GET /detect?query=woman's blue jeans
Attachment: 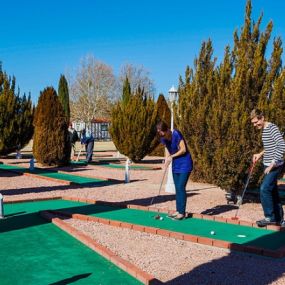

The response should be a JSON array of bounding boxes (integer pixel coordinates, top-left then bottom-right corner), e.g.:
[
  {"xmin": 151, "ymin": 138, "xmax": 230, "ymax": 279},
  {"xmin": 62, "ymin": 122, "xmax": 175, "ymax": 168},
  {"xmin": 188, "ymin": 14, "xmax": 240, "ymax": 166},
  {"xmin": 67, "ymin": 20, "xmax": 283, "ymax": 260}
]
[
  {"xmin": 260, "ymin": 165, "xmax": 283, "ymax": 222},
  {"xmin": 172, "ymin": 172, "xmax": 190, "ymax": 215}
]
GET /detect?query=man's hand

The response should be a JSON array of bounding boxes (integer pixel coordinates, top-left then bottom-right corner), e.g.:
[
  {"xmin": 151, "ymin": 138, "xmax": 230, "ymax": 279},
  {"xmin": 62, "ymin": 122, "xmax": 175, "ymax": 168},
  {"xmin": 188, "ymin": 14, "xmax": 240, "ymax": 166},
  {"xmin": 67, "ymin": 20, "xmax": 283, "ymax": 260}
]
[{"xmin": 264, "ymin": 165, "xmax": 273, "ymax": 174}]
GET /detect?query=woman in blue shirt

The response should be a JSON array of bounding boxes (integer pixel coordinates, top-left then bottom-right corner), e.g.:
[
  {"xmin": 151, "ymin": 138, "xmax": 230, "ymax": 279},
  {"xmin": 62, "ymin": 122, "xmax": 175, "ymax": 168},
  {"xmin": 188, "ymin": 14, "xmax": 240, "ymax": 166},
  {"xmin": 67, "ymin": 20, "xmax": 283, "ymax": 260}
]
[{"xmin": 156, "ymin": 121, "xmax": 193, "ymax": 220}]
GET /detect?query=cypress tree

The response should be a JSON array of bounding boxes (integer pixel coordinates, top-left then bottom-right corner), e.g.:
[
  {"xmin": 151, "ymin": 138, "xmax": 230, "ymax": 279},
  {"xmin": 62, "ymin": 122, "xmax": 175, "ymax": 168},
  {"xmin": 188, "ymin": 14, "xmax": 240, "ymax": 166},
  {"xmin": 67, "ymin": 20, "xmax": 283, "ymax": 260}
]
[
  {"xmin": 177, "ymin": 0, "xmax": 284, "ymax": 193},
  {"xmin": 149, "ymin": 93, "xmax": 171, "ymax": 156},
  {"xmin": 0, "ymin": 64, "xmax": 34, "ymax": 155},
  {"xmin": 110, "ymin": 81, "xmax": 158, "ymax": 162},
  {"xmin": 33, "ymin": 87, "xmax": 70, "ymax": 166},
  {"xmin": 177, "ymin": 40, "xmax": 217, "ymax": 182},
  {"xmin": 58, "ymin": 74, "xmax": 70, "ymax": 123}
]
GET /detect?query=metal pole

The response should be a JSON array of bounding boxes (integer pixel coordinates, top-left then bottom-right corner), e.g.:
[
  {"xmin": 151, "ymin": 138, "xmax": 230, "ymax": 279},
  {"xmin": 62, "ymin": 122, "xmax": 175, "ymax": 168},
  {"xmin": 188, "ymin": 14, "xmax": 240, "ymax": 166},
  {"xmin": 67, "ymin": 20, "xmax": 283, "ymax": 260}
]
[
  {"xmin": 0, "ymin": 193, "xmax": 4, "ymax": 219},
  {"xmin": 165, "ymin": 94, "xmax": 176, "ymax": 193},
  {"xmin": 125, "ymin": 158, "xmax": 130, "ymax": 183}
]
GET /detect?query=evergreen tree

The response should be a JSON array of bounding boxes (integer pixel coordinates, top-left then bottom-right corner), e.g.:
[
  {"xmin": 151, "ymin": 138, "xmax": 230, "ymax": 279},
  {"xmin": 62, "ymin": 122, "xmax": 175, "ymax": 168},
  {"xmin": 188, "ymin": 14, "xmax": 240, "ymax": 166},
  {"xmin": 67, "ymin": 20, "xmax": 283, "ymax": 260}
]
[
  {"xmin": 33, "ymin": 87, "xmax": 70, "ymax": 166},
  {"xmin": 58, "ymin": 74, "xmax": 70, "ymax": 123},
  {"xmin": 177, "ymin": 0, "xmax": 284, "ymax": 193},
  {"xmin": 149, "ymin": 93, "xmax": 171, "ymax": 156},
  {"xmin": 177, "ymin": 40, "xmax": 217, "ymax": 182},
  {"xmin": 122, "ymin": 76, "xmax": 131, "ymax": 106},
  {"xmin": 110, "ymin": 80, "xmax": 158, "ymax": 162},
  {"xmin": 0, "ymin": 64, "xmax": 34, "ymax": 155}
]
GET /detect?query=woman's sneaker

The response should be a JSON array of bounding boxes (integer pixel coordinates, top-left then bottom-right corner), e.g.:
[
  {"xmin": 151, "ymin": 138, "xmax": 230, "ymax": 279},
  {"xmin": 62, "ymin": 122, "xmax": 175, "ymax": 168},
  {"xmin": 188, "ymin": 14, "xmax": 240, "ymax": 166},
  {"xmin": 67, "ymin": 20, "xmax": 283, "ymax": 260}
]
[
  {"xmin": 168, "ymin": 211, "xmax": 179, "ymax": 218},
  {"xmin": 256, "ymin": 218, "xmax": 277, "ymax": 227},
  {"xmin": 279, "ymin": 220, "xmax": 285, "ymax": 228}
]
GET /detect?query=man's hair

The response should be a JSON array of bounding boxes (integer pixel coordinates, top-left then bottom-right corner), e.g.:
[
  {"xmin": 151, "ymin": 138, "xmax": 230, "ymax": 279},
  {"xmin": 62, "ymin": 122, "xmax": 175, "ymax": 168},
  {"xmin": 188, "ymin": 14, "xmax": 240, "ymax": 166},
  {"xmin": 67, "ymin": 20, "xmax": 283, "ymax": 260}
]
[
  {"xmin": 156, "ymin": 121, "xmax": 169, "ymax": 132},
  {"xmin": 250, "ymin": 109, "xmax": 264, "ymax": 120}
]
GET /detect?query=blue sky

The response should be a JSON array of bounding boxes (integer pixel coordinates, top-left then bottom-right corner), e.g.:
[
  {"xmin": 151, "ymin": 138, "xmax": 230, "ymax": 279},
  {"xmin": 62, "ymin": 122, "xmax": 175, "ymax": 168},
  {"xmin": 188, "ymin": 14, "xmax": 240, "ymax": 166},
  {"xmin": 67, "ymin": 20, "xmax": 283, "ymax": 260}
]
[{"xmin": 1, "ymin": 0, "xmax": 285, "ymax": 103}]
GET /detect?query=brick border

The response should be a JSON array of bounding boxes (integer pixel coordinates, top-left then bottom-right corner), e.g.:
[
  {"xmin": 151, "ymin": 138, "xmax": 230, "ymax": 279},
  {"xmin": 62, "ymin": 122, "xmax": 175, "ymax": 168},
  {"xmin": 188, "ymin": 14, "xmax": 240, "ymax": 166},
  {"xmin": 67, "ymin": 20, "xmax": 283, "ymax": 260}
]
[
  {"xmin": 61, "ymin": 196, "xmax": 285, "ymax": 232},
  {"xmin": 39, "ymin": 210, "xmax": 161, "ymax": 285},
  {"xmin": 50, "ymin": 208, "xmax": 285, "ymax": 259}
]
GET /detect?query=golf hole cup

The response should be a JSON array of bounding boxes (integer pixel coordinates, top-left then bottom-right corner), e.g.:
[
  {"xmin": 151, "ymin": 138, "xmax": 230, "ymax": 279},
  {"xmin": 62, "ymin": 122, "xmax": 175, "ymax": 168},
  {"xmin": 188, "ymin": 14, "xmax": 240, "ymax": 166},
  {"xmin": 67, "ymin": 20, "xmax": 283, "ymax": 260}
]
[{"xmin": 210, "ymin": 230, "xmax": 215, "ymax": 235}]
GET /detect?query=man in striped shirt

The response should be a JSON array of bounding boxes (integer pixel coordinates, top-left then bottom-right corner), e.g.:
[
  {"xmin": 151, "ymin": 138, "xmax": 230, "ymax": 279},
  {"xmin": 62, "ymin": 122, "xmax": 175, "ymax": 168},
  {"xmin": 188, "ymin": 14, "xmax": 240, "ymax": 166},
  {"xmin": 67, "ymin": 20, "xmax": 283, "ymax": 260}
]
[{"xmin": 251, "ymin": 109, "xmax": 285, "ymax": 227}]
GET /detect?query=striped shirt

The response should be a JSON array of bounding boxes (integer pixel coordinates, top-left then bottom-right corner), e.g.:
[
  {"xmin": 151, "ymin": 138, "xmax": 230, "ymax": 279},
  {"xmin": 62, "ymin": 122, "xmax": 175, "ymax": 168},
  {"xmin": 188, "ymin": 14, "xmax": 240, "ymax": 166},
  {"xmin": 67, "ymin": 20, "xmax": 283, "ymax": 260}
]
[{"xmin": 262, "ymin": 123, "xmax": 285, "ymax": 166}]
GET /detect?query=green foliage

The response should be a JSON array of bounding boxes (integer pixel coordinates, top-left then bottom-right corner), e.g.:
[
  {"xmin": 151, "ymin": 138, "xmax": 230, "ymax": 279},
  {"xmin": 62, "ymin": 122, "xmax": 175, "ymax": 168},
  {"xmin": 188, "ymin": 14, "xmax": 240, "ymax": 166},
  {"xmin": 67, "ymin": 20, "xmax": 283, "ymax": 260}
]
[
  {"xmin": 58, "ymin": 74, "xmax": 70, "ymax": 123},
  {"xmin": 0, "ymin": 64, "xmax": 34, "ymax": 155},
  {"xmin": 110, "ymin": 80, "xmax": 158, "ymax": 162},
  {"xmin": 149, "ymin": 93, "xmax": 171, "ymax": 157},
  {"xmin": 177, "ymin": 0, "xmax": 285, "ymax": 193},
  {"xmin": 33, "ymin": 87, "xmax": 70, "ymax": 166}
]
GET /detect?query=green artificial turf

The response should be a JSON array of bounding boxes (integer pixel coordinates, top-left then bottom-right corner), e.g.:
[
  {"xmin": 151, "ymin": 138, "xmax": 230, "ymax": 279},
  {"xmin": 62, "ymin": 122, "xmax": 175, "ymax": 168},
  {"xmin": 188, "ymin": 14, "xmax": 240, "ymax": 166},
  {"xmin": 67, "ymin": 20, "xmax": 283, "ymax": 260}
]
[
  {"xmin": 60, "ymin": 202, "xmax": 285, "ymax": 251},
  {"xmin": 0, "ymin": 164, "xmax": 105, "ymax": 185},
  {"xmin": 0, "ymin": 200, "xmax": 142, "ymax": 285}
]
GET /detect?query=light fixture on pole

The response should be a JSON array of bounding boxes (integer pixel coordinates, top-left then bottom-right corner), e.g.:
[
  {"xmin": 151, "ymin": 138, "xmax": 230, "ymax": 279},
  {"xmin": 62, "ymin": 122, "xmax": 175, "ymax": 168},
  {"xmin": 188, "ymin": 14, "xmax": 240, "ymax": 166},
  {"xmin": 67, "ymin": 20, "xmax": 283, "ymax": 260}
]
[{"xmin": 165, "ymin": 86, "xmax": 178, "ymax": 194}]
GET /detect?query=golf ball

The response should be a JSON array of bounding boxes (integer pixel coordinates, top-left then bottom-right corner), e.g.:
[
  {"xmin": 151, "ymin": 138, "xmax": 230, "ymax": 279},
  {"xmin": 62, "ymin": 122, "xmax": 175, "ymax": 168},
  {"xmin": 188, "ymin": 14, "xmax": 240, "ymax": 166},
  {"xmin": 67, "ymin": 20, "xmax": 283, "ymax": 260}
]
[
  {"xmin": 160, "ymin": 217, "xmax": 164, "ymax": 220},
  {"xmin": 210, "ymin": 231, "xmax": 215, "ymax": 235}
]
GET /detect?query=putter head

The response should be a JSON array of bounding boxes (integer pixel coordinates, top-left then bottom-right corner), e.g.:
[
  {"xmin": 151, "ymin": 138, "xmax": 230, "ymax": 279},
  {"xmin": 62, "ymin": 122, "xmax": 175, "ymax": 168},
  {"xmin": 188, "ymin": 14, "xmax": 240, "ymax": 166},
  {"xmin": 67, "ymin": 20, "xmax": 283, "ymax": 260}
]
[{"xmin": 154, "ymin": 214, "xmax": 161, "ymax": 220}]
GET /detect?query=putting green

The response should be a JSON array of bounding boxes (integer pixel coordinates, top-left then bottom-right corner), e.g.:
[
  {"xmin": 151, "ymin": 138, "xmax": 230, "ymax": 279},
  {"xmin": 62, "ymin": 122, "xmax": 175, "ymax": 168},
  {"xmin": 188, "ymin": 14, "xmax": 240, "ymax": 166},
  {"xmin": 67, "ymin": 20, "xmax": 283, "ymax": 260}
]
[
  {"xmin": 58, "ymin": 201, "xmax": 285, "ymax": 251},
  {"xmin": 0, "ymin": 164, "xmax": 105, "ymax": 185},
  {"xmin": 0, "ymin": 200, "xmax": 141, "ymax": 285}
]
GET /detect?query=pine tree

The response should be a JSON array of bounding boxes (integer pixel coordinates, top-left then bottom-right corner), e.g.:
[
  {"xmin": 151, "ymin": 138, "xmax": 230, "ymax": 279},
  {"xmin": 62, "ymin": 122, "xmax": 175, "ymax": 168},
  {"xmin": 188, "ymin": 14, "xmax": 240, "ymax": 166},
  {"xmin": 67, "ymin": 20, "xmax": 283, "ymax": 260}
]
[
  {"xmin": 0, "ymin": 64, "xmax": 34, "ymax": 155},
  {"xmin": 33, "ymin": 87, "xmax": 70, "ymax": 166},
  {"xmin": 110, "ymin": 81, "xmax": 158, "ymax": 162},
  {"xmin": 58, "ymin": 74, "xmax": 70, "ymax": 123}
]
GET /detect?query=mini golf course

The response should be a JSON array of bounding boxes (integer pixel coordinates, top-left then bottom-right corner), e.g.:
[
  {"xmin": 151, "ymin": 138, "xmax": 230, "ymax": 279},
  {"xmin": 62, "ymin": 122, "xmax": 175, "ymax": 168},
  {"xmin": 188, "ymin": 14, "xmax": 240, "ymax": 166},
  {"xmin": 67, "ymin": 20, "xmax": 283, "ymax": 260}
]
[
  {"xmin": 0, "ymin": 200, "xmax": 142, "ymax": 285},
  {"xmin": 0, "ymin": 163, "xmax": 106, "ymax": 185},
  {"xmin": 4, "ymin": 198, "xmax": 285, "ymax": 259}
]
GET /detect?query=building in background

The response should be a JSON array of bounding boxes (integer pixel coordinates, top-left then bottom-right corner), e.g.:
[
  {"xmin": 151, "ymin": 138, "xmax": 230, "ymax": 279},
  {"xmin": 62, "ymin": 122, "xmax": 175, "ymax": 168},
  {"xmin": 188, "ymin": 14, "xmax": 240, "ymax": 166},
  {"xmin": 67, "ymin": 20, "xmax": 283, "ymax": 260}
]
[{"xmin": 72, "ymin": 118, "xmax": 111, "ymax": 141}]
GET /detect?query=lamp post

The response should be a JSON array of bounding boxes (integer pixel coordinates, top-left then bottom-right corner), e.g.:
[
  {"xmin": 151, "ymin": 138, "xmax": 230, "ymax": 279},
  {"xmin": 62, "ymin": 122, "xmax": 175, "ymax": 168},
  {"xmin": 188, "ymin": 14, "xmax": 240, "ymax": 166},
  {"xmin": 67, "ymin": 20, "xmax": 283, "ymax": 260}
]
[{"xmin": 165, "ymin": 86, "xmax": 178, "ymax": 193}]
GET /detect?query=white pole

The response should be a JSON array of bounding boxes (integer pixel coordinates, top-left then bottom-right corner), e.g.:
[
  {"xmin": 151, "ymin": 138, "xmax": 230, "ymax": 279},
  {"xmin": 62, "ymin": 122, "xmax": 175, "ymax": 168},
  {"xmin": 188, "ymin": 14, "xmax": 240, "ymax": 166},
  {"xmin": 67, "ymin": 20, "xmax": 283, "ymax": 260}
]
[
  {"xmin": 125, "ymin": 158, "xmax": 130, "ymax": 183},
  {"xmin": 165, "ymin": 100, "xmax": 176, "ymax": 193},
  {"xmin": 0, "ymin": 193, "xmax": 4, "ymax": 219}
]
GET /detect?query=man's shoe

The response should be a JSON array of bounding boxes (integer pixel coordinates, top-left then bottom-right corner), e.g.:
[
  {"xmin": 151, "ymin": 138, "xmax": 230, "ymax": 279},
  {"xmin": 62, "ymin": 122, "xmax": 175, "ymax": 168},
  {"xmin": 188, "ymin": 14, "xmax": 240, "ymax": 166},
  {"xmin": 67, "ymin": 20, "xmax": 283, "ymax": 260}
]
[
  {"xmin": 279, "ymin": 220, "xmax": 285, "ymax": 228},
  {"xmin": 256, "ymin": 218, "xmax": 277, "ymax": 227}
]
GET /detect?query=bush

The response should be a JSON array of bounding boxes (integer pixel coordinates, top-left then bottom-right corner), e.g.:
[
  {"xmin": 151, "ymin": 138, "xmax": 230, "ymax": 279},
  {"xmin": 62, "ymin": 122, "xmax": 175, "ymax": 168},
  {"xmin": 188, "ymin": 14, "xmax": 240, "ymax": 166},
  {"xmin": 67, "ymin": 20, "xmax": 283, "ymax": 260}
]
[{"xmin": 33, "ymin": 87, "xmax": 70, "ymax": 166}]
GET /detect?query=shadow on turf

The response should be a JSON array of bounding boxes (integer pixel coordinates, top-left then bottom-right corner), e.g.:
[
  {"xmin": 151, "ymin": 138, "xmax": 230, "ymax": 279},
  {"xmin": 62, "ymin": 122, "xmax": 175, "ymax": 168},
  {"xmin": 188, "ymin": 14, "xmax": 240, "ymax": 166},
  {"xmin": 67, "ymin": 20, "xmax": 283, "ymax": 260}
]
[{"xmin": 49, "ymin": 273, "xmax": 92, "ymax": 284}]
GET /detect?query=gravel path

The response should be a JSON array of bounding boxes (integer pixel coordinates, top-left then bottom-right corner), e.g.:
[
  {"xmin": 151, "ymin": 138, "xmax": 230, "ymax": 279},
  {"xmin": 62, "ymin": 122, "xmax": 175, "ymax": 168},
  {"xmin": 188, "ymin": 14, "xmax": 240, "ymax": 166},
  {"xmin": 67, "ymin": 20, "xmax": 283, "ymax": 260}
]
[{"xmin": 1, "ymin": 151, "xmax": 285, "ymax": 284}]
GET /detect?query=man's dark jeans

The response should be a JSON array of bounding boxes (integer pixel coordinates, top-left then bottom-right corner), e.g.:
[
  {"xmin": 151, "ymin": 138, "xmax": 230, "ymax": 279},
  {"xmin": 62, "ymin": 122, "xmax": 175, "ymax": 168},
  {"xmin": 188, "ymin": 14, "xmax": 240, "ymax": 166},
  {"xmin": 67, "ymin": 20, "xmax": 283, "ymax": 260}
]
[
  {"xmin": 85, "ymin": 140, "xmax": 94, "ymax": 163},
  {"xmin": 260, "ymin": 165, "xmax": 284, "ymax": 222},
  {"xmin": 173, "ymin": 172, "xmax": 190, "ymax": 215}
]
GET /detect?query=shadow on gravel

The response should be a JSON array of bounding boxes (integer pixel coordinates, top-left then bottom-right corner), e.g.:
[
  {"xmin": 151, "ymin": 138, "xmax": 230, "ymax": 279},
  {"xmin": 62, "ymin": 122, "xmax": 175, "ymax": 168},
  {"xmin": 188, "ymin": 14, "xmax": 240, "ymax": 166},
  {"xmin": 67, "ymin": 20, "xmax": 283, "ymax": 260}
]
[
  {"xmin": 201, "ymin": 204, "xmax": 238, "ymax": 215},
  {"xmin": 164, "ymin": 243, "xmax": 285, "ymax": 285},
  {"xmin": 122, "ymin": 192, "xmax": 199, "ymax": 207},
  {"xmin": 0, "ymin": 179, "xmax": 143, "ymax": 196}
]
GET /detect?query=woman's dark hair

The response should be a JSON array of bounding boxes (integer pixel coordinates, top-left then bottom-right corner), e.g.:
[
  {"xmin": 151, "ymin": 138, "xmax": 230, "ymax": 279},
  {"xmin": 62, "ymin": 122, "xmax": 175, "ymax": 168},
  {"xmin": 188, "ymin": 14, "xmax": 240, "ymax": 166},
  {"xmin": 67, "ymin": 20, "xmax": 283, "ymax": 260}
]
[{"xmin": 156, "ymin": 121, "xmax": 169, "ymax": 132}]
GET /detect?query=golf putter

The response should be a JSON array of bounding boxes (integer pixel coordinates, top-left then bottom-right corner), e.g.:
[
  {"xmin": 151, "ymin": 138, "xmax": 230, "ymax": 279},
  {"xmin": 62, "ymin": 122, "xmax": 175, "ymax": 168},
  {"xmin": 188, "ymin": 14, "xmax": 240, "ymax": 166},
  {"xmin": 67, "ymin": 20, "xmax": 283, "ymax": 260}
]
[
  {"xmin": 150, "ymin": 165, "xmax": 168, "ymax": 207},
  {"xmin": 76, "ymin": 146, "xmax": 83, "ymax": 162},
  {"xmin": 232, "ymin": 162, "xmax": 255, "ymax": 220}
]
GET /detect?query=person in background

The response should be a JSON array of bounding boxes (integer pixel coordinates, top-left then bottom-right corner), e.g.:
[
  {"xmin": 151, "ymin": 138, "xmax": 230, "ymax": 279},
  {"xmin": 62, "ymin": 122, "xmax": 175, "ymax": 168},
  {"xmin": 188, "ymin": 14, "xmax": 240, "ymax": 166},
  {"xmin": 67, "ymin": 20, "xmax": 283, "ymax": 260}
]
[
  {"xmin": 251, "ymin": 109, "xmax": 285, "ymax": 227},
  {"xmin": 68, "ymin": 123, "xmax": 79, "ymax": 159},
  {"xmin": 81, "ymin": 127, "xmax": 95, "ymax": 163},
  {"xmin": 156, "ymin": 121, "xmax": 193, "ymax": 220}
]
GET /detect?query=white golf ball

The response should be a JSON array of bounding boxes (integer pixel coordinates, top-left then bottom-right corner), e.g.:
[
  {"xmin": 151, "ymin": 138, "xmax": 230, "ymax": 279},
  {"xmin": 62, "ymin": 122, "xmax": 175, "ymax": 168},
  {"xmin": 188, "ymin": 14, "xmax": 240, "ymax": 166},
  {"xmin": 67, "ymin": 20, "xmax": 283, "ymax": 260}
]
[
  {"xmin": 210, "ymin": 231, "xmax": 215, "ymax": 235},
  {"xmin": 160, "ymin": 217, "xmax": 164, "ymax": 220}
]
